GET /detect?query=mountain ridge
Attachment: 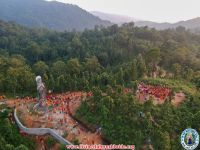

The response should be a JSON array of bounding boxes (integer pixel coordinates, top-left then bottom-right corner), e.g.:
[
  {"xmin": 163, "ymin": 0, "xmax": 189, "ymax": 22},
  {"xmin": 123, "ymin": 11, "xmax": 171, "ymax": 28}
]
[
  {"xmin": 0, "ymin": 0, "xmax": 112, "ymax": 31},
  {"xmin": 136, "ymin": 17, "xmax": 200, "ymax": 30},
  {"xmin": 91, "ymin": 11, "xmax": 200, "ymax": 30},
  {"xmin": 91, "ymin": 11, "xmax": 140, "ymax": 24}
]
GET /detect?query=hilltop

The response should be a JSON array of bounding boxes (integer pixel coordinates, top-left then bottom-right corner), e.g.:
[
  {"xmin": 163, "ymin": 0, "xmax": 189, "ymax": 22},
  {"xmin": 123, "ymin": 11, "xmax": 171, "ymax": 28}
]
[
  {"xmin": 91, "ymin": 11, "xmax": 140, "ymax": 24},
  {"xmin": 92, "ymin": 11, "xmax": 200, "ymax": 30},
  {"xmin": 135, "ymin": 17, "xmax": 200, "ymax": 30},
  {"xmin": 0, "ymin": 0, "xmax": 112, "ymax": 31}
]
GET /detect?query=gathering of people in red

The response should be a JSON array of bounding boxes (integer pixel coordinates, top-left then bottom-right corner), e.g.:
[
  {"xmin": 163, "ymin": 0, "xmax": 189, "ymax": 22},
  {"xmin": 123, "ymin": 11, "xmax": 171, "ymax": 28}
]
[
  {"xmin": 8, "ymin": 91, "xmax": 93, "ymax": 127},
  {"xmin": 137, "ymin": 82, "xmax": 172, "ymax": 102},
  {"xmin": 45, "ymin": 91, "xmax": 89, "ymax": 116},
  {"xmin": 6, "ymin": 91, "xmax": 104, "ymax": 147},
  {"xmin": 0, "ymin": 95, "xmax": 6, "ymax": 100}
]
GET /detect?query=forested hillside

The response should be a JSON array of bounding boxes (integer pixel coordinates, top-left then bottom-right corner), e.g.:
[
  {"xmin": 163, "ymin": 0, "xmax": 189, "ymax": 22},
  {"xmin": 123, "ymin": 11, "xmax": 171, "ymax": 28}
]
[
  {"xmin": 1, "ymin": 20, "xmax": 200, "ymax": 149},
  {"xmin": 0, "ymin": 21, "xmax": 200, "ymax": 95},
  {"xmin": 0, "ymin": 0, "xmax": 111, "ymax": 31},
  {"xmin": 135, "ymin": 17, "xmax": 200, "ymax": 31},
  {"xmin": 0, "ymin": 106, "xmax": 35, "ymax": 150},
  {"xmin": 91, "ymin": 11, "xmax": 200, "ymax": 31}
]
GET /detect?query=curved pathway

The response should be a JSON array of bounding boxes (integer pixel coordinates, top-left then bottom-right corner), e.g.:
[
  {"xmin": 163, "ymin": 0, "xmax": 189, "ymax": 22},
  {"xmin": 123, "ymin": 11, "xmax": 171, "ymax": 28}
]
[{"xmin": 14, "ymin": 109, "xmax": 73, "ymax": 145}]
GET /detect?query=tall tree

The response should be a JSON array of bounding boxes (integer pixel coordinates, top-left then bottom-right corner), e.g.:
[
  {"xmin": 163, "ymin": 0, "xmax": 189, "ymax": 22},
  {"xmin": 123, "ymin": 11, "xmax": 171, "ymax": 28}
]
[
  {"xmin": 52, "ymin": 61, "xmax": 66, "ymax": 77},
  {"xmin": 145, "ymin": 48, "xmax": 160, "ymax": 73},
  {"xmin": 131, "ymin": 59, "xmax": 138, "ymax": 81},
  {"xmin": 137, "ymin": 54, "xmax": 147, "ymax": 78},
  {"xmin": 66, "ymin": 58, "xmax": 81, "ymax": 75},
  {"xmin": 33, "ymin": 61, "xmax": 49, "ymax": 77},
  {"xmin": 84, "ymin": 56, "xmax": 102, "ymax": 73}
]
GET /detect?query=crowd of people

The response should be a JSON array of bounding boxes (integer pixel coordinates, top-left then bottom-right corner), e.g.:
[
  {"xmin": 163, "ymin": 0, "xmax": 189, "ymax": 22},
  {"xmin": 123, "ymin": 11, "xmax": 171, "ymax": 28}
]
[
  {"xmin": 43, "ymin": 92, "xmax": 88, "ymax": 125},
  {"xmin": 0, "ymin": 95, "xmax": 6, "ymax": 101},
  {"xmin": 123, "ymin": 88, "xmax": 132, "ymax": 94},
  {"xmin": 10, "ymin": 92, "xmax": 89, "ymax": 128},
  {"xmin": 13, "ymin": 92, "xmax": 91, "ymax": 111},
  {"xmin": 12, "ymin": 91, "xmax": 103, "ymax": 144},
  {"xmin": 137, "ymin": 82, "xmax": 172, "ymax": 102},
  {"xmin": 36, "ymin": 91, "xmax": 102, "ymax": 144},
  {"xmin": 45, "ymin": 91, "xmax": 90, "ymax": 113}
]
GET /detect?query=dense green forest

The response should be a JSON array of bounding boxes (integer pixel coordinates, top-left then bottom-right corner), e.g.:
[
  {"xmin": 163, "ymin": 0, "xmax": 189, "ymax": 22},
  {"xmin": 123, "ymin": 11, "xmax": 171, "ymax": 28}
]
[
  {"xmin": 0, "ymin": 20, "xmax": 200, "ymax": 95},
  {"xmin": 0, "ymin": 105, "xmax": 36, "ymax": 150},
  {"xmin": 0, "ymin": 20, "xmax": 200, "ymax": 149},
  {"xmin": 76, "ymin": 79, "xmax": 200, "ymax": 149}
]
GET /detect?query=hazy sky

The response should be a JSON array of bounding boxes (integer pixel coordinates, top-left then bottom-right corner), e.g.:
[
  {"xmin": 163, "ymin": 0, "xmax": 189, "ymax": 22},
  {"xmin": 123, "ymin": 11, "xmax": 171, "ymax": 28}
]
[{"xmin": 48, "ymin": 0, "xmax": 200, "ymax": 23}]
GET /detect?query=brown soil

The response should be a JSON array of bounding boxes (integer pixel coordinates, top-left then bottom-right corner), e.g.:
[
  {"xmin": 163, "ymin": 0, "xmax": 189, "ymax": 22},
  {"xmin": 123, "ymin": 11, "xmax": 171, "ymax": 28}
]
[{"xmin": 6, "ymin": 92, "xmax": 104, "ymax": 149}]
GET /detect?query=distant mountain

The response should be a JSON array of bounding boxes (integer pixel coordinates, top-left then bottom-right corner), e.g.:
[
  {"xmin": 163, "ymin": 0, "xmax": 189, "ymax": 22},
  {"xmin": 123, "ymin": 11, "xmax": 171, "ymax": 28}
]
[
  {"xmin": 0, "ymin": 0, "xmax": 112, "ymax": 31},
  {"xmin": 135, "ymin": 17, "xmax": 200, "ymax": 30},
  {"xmin": 91, "ymin": 11, "xmax": 200, "ymax": 30},
  {"xmin": 135, "ymin": 21, "xmax": 171, "ymax": 30},
  {"xmin": 91, "ymin": 11, "xmax": 140, "ymax": 24}
]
